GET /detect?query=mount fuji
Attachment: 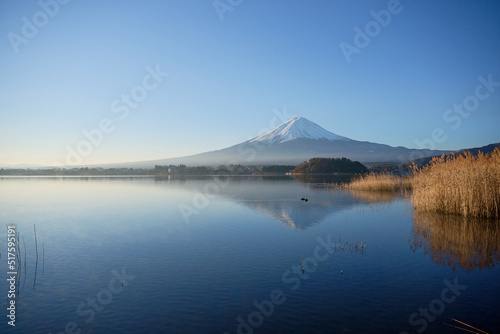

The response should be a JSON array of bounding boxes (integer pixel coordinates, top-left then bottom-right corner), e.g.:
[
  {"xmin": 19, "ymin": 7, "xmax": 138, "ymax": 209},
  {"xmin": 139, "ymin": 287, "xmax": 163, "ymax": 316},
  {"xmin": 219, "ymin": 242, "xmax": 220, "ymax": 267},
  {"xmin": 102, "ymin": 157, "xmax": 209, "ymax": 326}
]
[
  {"xmin": 120, "ymin": 117, "xmax": 449, "ymax": 167},
  {"xmin": 250, "ymin": 117, "xmax": 350, "ymax": 144}
]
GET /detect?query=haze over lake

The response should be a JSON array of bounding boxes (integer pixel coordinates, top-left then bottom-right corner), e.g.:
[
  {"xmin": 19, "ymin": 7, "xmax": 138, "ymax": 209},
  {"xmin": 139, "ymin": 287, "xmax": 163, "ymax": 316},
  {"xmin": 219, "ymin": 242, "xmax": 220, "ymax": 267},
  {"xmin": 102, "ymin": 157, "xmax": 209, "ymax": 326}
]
[{"xmin": 1, "ymin": 176, "xmax": 499, "ymax": 333}]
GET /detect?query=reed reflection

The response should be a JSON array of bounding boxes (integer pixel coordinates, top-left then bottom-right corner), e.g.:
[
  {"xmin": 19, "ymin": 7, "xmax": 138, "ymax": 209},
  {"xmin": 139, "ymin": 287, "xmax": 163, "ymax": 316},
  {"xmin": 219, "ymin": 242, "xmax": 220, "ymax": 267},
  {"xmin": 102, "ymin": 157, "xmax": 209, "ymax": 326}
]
[
  {"xmin": 348, "ymin": 190, "xmax": 403, "ymax": 205},
  {"xmin": 411, "ymin": 211, "xmax": 500, "ymax": 272}
]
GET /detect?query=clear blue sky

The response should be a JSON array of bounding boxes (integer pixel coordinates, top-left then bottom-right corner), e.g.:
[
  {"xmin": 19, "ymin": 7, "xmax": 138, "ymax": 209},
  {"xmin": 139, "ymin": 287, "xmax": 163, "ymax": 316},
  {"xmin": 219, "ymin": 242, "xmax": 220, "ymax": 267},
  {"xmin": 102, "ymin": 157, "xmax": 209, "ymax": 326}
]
[{"xmin": 1, "ymin": 0, "xmax": 499, "ymax": 166}]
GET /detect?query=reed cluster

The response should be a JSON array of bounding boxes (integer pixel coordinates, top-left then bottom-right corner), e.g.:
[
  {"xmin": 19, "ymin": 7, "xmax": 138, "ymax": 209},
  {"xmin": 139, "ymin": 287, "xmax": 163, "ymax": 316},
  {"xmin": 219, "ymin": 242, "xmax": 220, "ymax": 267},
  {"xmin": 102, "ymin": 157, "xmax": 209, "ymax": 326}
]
[
  {"xmin": 344, "ymin": 148, "xmax": 500, "ymax": 218},
  {"xmin": 346, "ymin": 172, "xmax": 412, "ymax": 192},
  {"xmin": 412, "ymin": 148, "xmax": 500, "ymax": 219}
]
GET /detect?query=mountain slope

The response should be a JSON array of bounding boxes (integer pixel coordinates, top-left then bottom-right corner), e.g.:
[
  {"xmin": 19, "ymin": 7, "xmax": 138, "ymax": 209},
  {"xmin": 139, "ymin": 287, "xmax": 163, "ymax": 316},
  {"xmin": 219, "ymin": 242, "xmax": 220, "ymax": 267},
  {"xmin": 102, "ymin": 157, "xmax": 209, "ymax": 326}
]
[{"xmin": 115, "ymin": 117, "xmax": 450, "ymax": 168}]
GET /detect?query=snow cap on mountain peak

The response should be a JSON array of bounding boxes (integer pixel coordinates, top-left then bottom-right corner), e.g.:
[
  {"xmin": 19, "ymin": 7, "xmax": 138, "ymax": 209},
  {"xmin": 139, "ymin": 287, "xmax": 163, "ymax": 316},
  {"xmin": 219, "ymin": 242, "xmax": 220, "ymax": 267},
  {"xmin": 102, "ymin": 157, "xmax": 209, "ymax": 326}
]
[{"xmin": 250, "ymin": 117, "xmax": 349, "ymax": 144}]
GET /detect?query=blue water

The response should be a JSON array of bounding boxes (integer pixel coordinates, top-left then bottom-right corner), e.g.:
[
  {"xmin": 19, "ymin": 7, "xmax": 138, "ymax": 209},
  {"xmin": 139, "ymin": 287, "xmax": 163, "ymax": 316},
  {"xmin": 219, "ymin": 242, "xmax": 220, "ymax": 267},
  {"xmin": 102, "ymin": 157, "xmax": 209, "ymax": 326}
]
[{"xmin": 0, "ymin": 176, "xmax": 499, "ymax": 333}]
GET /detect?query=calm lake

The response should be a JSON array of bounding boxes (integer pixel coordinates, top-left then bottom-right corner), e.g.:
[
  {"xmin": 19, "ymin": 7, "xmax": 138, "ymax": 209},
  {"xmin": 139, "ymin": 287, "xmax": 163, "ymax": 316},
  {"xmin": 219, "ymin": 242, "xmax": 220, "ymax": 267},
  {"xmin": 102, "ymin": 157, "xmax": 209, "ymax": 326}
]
[{"xmin": 1, "ymin": 176, "xmax": 499, "ymax": 334}]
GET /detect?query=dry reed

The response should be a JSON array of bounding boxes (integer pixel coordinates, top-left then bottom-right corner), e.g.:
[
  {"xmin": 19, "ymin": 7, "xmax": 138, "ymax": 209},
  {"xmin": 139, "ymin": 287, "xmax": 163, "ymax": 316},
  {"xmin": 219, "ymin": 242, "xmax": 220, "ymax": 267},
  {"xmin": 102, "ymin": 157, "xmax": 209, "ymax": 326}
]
[
  {"xmin": 443, "ymin": 318, "xmax": 489, "ymax": 334},
  {"xmin": 412, "ymin": 148, "xmax": 500, "ymax": 219},
  {"xmin": 346, "ymin": 172, "xmax": 412, "ymax": 192},
  {"xmin": 345, "ymin": 148, "xmax": 500, "ymax": 218}
]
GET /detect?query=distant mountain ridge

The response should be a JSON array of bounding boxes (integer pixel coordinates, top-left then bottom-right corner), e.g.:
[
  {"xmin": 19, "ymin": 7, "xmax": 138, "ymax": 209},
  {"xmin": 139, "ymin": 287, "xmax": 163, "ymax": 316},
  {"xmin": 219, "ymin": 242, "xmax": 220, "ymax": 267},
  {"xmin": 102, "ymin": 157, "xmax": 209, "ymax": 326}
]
[
  {"xmin": 457, "ymin": 143, "xmax": 500, "ymax": 156},
  {"xmin": 406, "ymin": 142, "xmax": 500, "ymax": 166}
]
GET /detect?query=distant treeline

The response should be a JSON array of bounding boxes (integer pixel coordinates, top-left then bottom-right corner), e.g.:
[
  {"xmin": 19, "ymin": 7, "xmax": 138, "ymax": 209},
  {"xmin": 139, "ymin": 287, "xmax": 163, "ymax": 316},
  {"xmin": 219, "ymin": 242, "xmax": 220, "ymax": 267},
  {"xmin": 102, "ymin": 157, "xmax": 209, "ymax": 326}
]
[
  {"xmin": 0, "ymin": 167, "xmax": 150, "ymax": 176},
  {"xmin": 292, "ymin": 157, "xmax": 367, "ymax": 174},
  {"xmin": 0, "ymin": 165, "xmax": 258, "ymax": 176},
  {"xmin": 153, "ymin": 164, "xmax": 256, "ymax": 175},
  {"xmin": 1, "ymin": 159, "xmax": 367, "ymax": 176},
  {"xmin": 259, "ymin": 165, "xmax": 295, "ymax": 174}
]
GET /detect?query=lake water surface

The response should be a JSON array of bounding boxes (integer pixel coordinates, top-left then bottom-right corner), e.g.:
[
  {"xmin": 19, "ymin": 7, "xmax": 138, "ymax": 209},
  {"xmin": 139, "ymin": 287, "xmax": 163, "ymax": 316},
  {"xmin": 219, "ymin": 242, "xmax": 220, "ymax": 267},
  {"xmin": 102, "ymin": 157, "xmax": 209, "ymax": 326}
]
[{"xmin": 1, "ymin": 176, "xmax": 499, "ymax": 333}]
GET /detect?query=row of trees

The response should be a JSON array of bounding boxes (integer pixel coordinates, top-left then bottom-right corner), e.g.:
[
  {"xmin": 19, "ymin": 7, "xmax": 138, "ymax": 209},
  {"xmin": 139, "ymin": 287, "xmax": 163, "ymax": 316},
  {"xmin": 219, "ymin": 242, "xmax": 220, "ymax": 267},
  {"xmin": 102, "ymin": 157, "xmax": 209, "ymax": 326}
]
[
  {"xmin": 152, "ymin": 164, "xmax": 256, "ymax": 175},
  {"xmin": 0, "ymin": 167, "xmax": 149, "ymax": 176},
  {"xmin": 260, "ymin": 165, "xmax": 295, "ymax": 174},
  {"xmin": 0, "ymin": 159, "xmax": 367, "ymax": 176}
]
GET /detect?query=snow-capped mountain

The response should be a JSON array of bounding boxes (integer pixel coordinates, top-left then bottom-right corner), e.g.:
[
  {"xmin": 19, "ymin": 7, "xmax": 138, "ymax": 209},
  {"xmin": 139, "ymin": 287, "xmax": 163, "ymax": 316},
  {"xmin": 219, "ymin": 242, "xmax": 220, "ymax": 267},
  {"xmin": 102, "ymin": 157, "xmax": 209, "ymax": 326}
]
[
  {"xmin": 104, "ymin": 117, "xmax": 451, "ymax": 167},
  {"xmin": 250, "ymin": 117, "xmax": 350, "ymax": 144}
]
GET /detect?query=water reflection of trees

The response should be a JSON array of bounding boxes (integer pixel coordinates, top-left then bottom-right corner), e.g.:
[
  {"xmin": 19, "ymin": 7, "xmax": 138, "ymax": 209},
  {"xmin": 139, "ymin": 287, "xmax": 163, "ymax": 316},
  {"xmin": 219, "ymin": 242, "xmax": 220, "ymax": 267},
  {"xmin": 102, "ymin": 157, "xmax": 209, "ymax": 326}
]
[
  {"xmin": 291, "ymin": 174, "xmax": 353, "ymax": 185},
  {"xmin": 411, "ymin": 212, "xmax": 500, "ymax": 271}
]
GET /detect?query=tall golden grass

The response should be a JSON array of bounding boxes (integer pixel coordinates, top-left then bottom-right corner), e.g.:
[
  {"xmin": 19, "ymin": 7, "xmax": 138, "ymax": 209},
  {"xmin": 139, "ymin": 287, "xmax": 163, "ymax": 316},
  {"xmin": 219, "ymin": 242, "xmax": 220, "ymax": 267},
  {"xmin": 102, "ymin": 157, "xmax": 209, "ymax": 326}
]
[
  {"xmin": 346, "ymin": 172, "xmax": 412, "ymax": 192},
  {"xmin": 412, "ymin": 148, "xmax": 500, "ymax": 219},
  {"xmin": 344, "ymin": 148, "xmax": 500, "ymax": 219}
]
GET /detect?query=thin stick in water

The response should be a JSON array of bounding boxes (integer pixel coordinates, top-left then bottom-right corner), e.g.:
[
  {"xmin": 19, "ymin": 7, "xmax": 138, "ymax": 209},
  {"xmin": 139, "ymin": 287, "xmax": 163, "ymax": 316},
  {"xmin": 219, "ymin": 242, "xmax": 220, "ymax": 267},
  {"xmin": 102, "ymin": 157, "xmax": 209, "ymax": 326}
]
[
  {"xmin": 34, "ymin": 224, "xmax": 38, "ymax": 261},
  {"xmin": 449, "ymin": 318, "xmax": 489, "ymax": 334}
]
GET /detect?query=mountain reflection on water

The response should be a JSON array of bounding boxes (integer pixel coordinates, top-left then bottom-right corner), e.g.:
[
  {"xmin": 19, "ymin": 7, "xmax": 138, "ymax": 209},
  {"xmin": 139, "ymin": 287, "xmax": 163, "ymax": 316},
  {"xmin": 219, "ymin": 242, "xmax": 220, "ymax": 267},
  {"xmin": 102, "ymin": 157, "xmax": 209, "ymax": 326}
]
[
  {"xmin": 209, "ymin": 177, "xmax": 351, "ymax": 229},
  {"xmin": 231, "ymin": 189, "xmax": 360, "ymax": 230},
  {"xmin": 192, "ymin": 176, "xmax": 402, "ymax": 230},
  {"xmin": 411, "ymin": 211, "xmax": 500, "ymax": 272},
  {"xmin": 3, "ymin": 176, "xmax": 500, "ymax": 333},
  {"xmin": 154, "ymin": 175, "xmax": 500, "ymax": 273}
]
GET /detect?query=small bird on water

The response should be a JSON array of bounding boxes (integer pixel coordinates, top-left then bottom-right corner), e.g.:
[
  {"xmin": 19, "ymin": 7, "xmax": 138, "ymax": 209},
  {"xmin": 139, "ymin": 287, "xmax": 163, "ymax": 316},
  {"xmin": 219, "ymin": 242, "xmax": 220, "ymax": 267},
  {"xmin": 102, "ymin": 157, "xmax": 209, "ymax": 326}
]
[{"xmin": 301, "ymin": 198, "xmax": 308, "ymax": 202}]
